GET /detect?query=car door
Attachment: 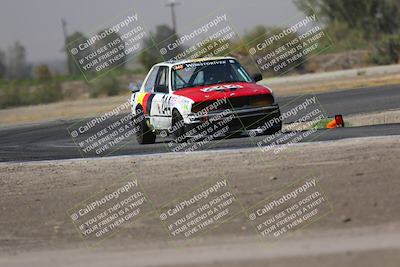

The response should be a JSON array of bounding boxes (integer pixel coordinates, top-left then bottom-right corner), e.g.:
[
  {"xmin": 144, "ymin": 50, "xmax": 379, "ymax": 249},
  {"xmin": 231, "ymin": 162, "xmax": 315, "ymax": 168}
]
[{"xmin": 150, "ymin": 66, "xmax": 172, "ymax": 130}]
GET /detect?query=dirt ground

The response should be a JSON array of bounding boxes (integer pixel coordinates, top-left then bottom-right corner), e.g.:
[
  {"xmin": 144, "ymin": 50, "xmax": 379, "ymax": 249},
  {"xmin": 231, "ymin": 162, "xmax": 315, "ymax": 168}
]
[
  {"xmin": 0, "ymin": 135, "xmax": 399, "ymax": 266},
  {"xmin": 346, "ymin": 109, "xmax": 400, "ymax": 126},
  {"xmin": 271, "ymin": 73, "xmax": 400, "ymax": 96}
]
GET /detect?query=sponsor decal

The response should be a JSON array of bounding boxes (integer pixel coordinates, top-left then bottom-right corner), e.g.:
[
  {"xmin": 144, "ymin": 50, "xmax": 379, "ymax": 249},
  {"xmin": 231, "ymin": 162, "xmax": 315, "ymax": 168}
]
[
  {"xmin": 173, "ymin": 60, "xmax": 228, "ymax": 71},
  {"xmin": 200, "ymin": 84, "xmax": 243, "ymax": 92},
  {"xmin": 173, "ymin": 64, "xmax": 184, "ymax": 70},
  {"xmin": 145, "ymin": 94, "xmax": 156, "ymax": 115},
  {"xmin": 137, "ymin": 92, "xmax": 155, "ymax": 115}
]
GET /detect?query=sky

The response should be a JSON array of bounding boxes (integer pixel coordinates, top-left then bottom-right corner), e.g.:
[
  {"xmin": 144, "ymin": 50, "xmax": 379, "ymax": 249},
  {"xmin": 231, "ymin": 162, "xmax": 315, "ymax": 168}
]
[{"xmin": 0, "ymin": 0, "xmax": 302, "ymax": 63}]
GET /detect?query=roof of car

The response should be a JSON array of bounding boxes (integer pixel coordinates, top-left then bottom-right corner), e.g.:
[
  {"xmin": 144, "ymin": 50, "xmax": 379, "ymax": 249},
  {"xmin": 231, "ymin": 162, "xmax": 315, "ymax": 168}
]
[{"xmin": 154, "ymin": 56, "xmax": 237, "ymax": 67}]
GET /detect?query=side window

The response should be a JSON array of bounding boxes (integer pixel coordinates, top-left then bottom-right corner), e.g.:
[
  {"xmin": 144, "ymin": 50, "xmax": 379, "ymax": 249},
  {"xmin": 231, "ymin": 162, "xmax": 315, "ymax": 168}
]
[
  {"xmin": 144, "ymin": 66, "xmax": 159, "ymax": 92},
  {"xmin": 154, "ymin": 66, "xmax": 169, "ymax": 93}
]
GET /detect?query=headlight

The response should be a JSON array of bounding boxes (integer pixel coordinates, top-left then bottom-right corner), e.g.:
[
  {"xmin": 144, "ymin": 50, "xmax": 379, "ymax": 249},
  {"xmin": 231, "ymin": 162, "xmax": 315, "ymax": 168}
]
[
  {"xmin": 249, "ymin": 95, "xmax": 274, "ymax": 107},
  {"xmin": 191, "ymin": 101, "xmax": 225, "ymax": 113}
]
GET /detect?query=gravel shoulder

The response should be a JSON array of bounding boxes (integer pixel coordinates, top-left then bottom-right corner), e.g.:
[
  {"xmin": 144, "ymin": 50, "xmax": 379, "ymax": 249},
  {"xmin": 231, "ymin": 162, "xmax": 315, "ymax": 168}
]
[{"xmin": 0, "ymin": 135, "xmax": 399, "ymax": 266}]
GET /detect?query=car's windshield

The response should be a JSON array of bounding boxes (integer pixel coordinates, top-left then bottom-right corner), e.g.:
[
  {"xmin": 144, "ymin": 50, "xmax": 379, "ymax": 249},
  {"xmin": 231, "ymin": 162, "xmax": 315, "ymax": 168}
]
[{"xmin": 172, "ymin": 59, "xmax": 253, "ymax": 91}]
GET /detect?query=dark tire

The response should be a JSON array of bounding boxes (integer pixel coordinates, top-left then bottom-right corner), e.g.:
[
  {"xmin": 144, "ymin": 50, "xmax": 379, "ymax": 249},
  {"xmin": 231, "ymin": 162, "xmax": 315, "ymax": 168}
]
[
  {"xmin": 135, "ymin": 108, "xmax": 156, "ymax": 144},
  {"xmin": 228, "ymin": 129, "xmax": 244, "ymax": 138},
  {"xmin": 171, "ymin": 110, "xmax": 186, "ymax": 142},
  {"xmin": 261, "ymin": 120, "xmax": 282, "ymax": 135},
  {"xmin": 260, "ymin": 108, "xmax": 282, "ymax": 135}
]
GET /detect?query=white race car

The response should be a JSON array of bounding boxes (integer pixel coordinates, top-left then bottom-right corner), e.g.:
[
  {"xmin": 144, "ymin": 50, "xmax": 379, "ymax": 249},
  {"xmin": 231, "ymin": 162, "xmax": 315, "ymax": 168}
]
[{"xmin": 130, "ymin": 57, "xmax": 281, "ymax": 144}]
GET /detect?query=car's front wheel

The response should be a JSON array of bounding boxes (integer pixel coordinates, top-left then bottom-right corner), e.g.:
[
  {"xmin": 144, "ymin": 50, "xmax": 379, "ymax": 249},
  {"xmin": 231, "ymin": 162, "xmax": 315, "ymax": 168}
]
[
  {"xmin": 260, "ymin": 108, "xmax": 282, "ymax": 135},
  {"xmin": 171, "ymin": 110, "xmax": 187, "ymax": 142},
  {"xmin": 261, "ymin": 121, "xmax": 282, "ymax": 135}
]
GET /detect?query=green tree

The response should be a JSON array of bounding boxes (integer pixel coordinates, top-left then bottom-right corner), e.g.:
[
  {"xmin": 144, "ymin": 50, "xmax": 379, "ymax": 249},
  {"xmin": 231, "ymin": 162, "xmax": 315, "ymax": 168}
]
[
  {"xmin": 33, "ymin": 82, "xmax": 63, "ymax": 104},
  {"xmin": 0, "ymin": 49, "xmax": 6, "ymax": 79},
  {"xmin": 94, "ymin": 29, "xmax": 126, "ymax": 70},
  {"xmin": 7, "ymin": 41, "xmax": 29, "ymax": 80},
  {"xmin": 295, "ymin": 0, "xmax": 400, "ymax": 39},
  {"xmin": 370, "ymin": 35, "xmax": 400, "ymax": 65},
  {"xmin": 195, "ymin": 38, "xmax": 232, "ymax": 58},
  {"xmin": 34, "ymin": 64, "xmax": 52, "ymax": 81},
  {"xmin": 242, "ymin": 25, "xmax": 307, "ymax": 74},
  {"xmin": 91, "ymin": 74, "xmax": 120, "ymax": 98},
  {"xmin": 65, "ymin": 32, "xmax": 91, "ymax": 75},
  {"xmin": 323, "ymin": 20, "xmax": 367, "ymax": 51},
  {"xmin": 0, "ymin": 81, "xmax": 26, "ymax": 108},
  {"xmin": 243, "ymin": 26, "xmax": 269, "ymax": 45},
  {"xmin": 32, "ymin": 64, "xmax": 63, "ymax": 104},
  {"xmin": 139, "ymin": 25, "xmax": 183, "ymax": 70}
]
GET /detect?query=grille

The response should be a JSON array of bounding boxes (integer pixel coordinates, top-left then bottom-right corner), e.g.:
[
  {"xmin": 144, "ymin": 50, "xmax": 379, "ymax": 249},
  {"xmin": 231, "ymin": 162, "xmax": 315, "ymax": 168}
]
[{"xmin": 191, "ymin": 94, "xmax": 274, "ymax": 113}]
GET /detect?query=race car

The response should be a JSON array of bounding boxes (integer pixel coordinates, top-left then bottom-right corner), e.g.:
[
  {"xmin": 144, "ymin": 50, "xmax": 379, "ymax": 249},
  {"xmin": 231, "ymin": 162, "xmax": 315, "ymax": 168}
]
[{"xmin": 130, "ymin": 56, "xmax": 282, "ymax": 144}]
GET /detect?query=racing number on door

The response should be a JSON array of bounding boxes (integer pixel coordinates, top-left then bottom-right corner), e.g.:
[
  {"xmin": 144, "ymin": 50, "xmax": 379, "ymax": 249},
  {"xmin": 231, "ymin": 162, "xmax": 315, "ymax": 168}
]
[{"xmin": 160, "ymin": 95, "xmax": 172, "ymax": 115}]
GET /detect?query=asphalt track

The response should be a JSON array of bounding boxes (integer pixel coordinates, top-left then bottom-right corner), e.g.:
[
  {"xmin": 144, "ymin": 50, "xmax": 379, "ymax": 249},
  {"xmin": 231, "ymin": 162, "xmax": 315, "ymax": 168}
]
[{"xmin": 1, "ymin": 84, "xmax": 399, "ymax": 162}]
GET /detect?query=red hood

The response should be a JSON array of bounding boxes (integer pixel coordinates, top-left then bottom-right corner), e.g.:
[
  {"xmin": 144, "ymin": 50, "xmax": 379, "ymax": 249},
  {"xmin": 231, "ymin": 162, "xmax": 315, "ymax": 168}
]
[{"xmin": 173, "ymin": 82, "xmax": 272, "ymax": 103}]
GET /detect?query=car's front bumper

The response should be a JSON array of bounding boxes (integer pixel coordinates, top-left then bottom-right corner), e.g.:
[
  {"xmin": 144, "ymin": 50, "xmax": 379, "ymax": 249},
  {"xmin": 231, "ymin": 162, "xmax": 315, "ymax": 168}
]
[{"xmin": 185, "ymin": 104, "xmax": 281, "ymax": 134}]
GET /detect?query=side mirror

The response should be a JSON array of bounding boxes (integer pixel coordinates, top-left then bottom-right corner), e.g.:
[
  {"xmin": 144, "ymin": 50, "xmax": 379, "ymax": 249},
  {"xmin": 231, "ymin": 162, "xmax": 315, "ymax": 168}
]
[
  {"xmin": 129, "ymin": 82, "xmax": 142, "ymax": 93},
  {"xmin": 252, "ymin": 73, "xmax": 263, "ymax": 83}
]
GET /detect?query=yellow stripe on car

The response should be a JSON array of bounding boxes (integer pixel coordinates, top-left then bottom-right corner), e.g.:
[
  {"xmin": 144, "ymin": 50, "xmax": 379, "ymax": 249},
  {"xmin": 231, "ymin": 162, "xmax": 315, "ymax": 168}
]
[{"xmin": 137, "ymin": 92, "xmax": 147, "ymax": 105}]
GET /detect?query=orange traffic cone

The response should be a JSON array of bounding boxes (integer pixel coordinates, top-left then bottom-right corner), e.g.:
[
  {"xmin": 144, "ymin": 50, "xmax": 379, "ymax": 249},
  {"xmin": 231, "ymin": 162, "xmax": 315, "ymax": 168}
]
[
  {"xmin": 326, "ymin": 119, "xmax": 337, "ymax": 129},
  {"xmin": 326, "ymin": 115, "xmax": 344, "ymax": 128}
]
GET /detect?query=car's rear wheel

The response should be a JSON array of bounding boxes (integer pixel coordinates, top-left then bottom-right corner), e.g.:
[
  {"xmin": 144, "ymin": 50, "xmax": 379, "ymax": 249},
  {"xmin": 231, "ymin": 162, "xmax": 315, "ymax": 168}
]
[{"xmin": 135, "ymin": 108, "xmax": 156, "ymax": 144}]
